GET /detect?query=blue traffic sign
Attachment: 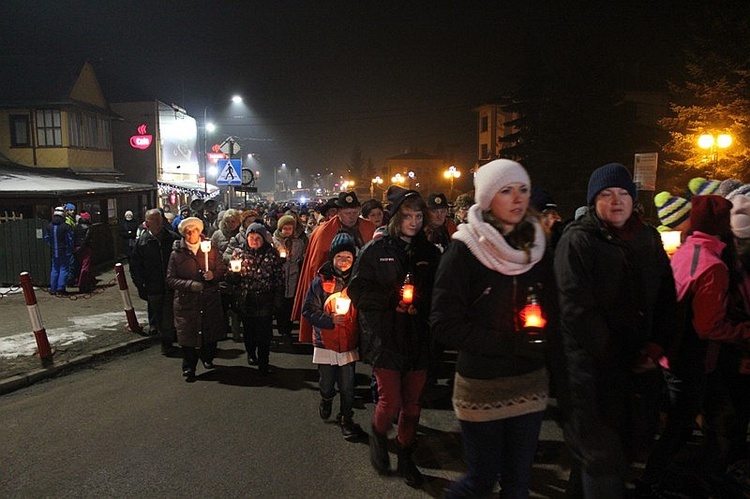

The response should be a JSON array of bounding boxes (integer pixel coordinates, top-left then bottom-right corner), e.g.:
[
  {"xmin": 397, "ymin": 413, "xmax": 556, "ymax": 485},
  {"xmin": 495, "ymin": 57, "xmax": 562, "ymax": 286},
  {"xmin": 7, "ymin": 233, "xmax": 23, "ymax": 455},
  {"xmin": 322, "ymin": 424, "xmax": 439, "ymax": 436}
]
[{"xmin": 216, "ymin": 159, "xmax": 242, "ymax": 186}]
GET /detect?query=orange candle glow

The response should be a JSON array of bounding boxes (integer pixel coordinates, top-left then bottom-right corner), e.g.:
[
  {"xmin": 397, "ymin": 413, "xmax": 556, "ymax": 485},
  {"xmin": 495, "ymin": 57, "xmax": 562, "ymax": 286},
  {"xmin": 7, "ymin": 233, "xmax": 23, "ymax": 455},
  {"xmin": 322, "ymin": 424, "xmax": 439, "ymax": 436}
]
[
  {"xmin": 521, "ymin": 303, "xmax": 546, "ymax": 328},
  {"xmin": 402, "ymin": 284, "xmax": 414, "ymax": 304}
]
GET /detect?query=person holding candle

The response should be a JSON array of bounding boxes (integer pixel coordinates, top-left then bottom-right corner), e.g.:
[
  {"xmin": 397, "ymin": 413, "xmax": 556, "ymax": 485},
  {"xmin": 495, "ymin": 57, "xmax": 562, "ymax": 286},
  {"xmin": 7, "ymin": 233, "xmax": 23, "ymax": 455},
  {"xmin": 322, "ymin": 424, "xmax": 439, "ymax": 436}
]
[
  {"xmin": 348, "ymin": 186, "xmax": 441, "ymax": 488},
  {"xmin": 227, "ymin": 223, "xmax": 284, "ymax": 375},
  {"xmin": 166, "ymin": 217, "xmax": 227, "ymax": 382},
  {"xmin": 554, "ymin": 163, "xmax": 676, "ymax": 497},
  {"xmin": 430, "ymin": 159, "xmax": 556, "ymax": 498},
  {"xmin": 274, "ymin": 214, "xmax": 307, "ymax": 344},
  {"xmin": 301, "ymin": 232, "xmax": 363, "ymax": 440}
]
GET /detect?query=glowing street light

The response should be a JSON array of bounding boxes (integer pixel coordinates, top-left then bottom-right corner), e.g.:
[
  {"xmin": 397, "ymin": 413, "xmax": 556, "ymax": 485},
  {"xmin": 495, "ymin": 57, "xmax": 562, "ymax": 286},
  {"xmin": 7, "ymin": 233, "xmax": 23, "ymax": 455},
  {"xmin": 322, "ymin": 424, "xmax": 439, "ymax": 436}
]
[
  {"xmin": 698, "ymin": 133, "xmax": 732, "ymax": 170},
  {"xmin": 203, "ymin": 95, "xmax": 243, "ymax": 193},
  {"xmin": 443, "ymin": 165, "xmax": 461, "ymax": 200},
  {"xmin": 370, "ymin": 175, "xmax": 383, "ymax": 200},
  {"xmin": 391, "ymin": 173, "xmax": 405, "ymax": 185}
]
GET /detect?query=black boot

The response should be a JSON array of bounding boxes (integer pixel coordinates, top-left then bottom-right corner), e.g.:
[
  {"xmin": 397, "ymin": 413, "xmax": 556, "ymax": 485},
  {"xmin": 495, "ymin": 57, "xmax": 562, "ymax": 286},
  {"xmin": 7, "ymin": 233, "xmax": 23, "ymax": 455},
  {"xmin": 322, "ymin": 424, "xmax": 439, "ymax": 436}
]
[
  {"xmin": 369, "ymin": 426, "xmax": 390, "ymax": 474},
  {"xmin": 397, "ymin": 444, "xmax": 424, "ymax": 488},
  {"xmin": 338, "ymin": 414, "xmax": 364, "ymax": 441}
]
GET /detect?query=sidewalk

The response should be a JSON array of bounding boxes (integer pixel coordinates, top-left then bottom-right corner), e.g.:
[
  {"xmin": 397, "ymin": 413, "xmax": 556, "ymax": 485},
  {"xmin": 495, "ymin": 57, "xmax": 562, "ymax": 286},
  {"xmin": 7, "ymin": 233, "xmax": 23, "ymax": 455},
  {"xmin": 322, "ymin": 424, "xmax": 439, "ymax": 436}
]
[{"xmin": 0, "ymin": 261, "xmax": 155, "ymax": 395}]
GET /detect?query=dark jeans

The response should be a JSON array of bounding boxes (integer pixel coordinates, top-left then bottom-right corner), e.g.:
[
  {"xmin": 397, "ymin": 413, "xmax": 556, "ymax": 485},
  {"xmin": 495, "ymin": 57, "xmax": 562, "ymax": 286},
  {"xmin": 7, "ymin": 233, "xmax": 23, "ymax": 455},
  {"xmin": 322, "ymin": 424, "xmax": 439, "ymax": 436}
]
[
  {"xmin": 446, "ymin": 410, "xmax": 545, "ymax": 499},
  {"xmin": 146, "ymin": 291, "xmax": 175, "ymax": 345},
  {"xmin": 640, "ymin": 366, "xmax": 704, "ymax": 484},
  {"xmin": 276, "ymin": 296, "xmax": 295, "ymax": 337},
  {"xmin": 318, "ymin": 362, "xmax": 356, "ymax": 418},
  {"xmin": 372, "ymin": 368, "xmax": 427, "ymax": 447},
  {"xmin": 242, "ymin": 314, "xmax": 273, "ymax": 368}
]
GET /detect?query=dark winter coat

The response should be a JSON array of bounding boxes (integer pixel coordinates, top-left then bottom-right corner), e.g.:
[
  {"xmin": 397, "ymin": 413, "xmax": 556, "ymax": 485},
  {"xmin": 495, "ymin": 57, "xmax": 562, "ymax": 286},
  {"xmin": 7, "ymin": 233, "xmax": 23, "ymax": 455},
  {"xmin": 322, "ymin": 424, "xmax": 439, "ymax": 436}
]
[
  {"xmin": 272, "ymin": 231, "xmax": 306, "ymax": 299},
  {"xmin": 431, "ymin": 240, "xmax": 555, "ymax": 380},
  {"xmin": 166, "ymin": 240, "xmax": 227, "ymax": 348},
  {"xmin": 73, "ymin": 219, "xmax": 92, "ymax": 250},
  {"xmin": 44, "ymin": 214, "xmax": 73, "ymax": 259},
  {"xmin": 301, "ymin": 260, "xmax": 359, "ymax": 352},
  {"xmin": 553, "ymin": 210, "xmax": 676, "ymax": 474},
  {"xmin": 348, "ymin": 232, "xmax": 440, "ymax": 371},
  {"xmin": 227, "ymin": 241, "xmax": 284, "ymax": 318},
  {"xmin": 119, "ymin": 218, "xmax": 139, "ymax": 242},
  {"xmin": 129, "ymin": 227, "xmax": 180, "ymax": 296}
]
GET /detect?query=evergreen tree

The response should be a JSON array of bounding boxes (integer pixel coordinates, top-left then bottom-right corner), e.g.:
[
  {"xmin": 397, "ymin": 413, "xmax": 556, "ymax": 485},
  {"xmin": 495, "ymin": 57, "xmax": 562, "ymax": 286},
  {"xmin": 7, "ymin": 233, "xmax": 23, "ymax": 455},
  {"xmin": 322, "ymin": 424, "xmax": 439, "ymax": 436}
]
[{"xmin": 659, "ymin": 8, "xmax": 750, "ymax": 184}]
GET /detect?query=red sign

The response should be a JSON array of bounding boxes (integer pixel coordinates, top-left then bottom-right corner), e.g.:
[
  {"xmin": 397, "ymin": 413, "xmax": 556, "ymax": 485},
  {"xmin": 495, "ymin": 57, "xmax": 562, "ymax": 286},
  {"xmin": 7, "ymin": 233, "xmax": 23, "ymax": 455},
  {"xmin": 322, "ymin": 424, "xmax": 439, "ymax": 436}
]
[{"xmin": 130, "ymin": 124, "xmax": 153, "ymax": 150}]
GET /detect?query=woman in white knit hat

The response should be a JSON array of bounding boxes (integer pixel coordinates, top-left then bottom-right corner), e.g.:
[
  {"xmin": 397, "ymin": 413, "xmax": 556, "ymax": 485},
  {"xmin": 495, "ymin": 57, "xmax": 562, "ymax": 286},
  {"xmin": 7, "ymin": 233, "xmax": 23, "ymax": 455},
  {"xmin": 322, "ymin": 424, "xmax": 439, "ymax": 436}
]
[{"xmin": 431, "ymin": 159, "xmax": 556, "ymax": 497}]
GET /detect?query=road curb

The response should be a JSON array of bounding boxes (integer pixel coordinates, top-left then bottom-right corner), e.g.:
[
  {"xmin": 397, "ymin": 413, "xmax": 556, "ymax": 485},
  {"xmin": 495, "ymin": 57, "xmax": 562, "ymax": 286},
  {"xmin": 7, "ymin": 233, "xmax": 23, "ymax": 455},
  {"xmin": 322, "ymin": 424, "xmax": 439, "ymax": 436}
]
[{"xmin": 0, "ymin": 335, "xmax": 158, "ymax": 396}]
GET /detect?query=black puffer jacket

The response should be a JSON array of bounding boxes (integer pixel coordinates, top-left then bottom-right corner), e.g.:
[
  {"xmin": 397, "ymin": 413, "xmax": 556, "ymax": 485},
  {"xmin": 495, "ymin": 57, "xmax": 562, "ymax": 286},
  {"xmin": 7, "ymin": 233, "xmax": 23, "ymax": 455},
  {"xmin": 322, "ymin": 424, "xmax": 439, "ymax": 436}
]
[{"xmin": 348, "ymin": 232, "xmax": 440, "ymax": 371}]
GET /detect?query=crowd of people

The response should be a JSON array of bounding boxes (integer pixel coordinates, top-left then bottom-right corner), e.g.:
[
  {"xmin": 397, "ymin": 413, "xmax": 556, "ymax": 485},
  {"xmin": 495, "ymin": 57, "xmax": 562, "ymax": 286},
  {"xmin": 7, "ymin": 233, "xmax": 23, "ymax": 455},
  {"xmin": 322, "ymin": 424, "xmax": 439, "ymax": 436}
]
[{"xmin": 49, "ymin": 159, "xmax": 750, "ymax": 497}]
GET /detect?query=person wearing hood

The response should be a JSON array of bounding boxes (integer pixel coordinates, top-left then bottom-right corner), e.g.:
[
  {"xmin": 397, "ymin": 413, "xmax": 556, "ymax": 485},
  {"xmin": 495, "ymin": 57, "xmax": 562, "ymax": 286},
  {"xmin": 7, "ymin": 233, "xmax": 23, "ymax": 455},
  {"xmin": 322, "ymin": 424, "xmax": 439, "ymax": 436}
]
[
  {"xmin": 431, "ymin": 159, "xmax": 556, "ymax": 498},
  {"xmin": 554, "ymin": 163, "xmax": 677, "ymax": 497},
  {"xmin": 302, "ymin": 232, "xmax": 364, "ymax": 440},
  {"xmin": 44, "ymin": 206, "xmax": 74, "ymax": 295},
  {"xmin": 73, "ymin": 212, "xmax": 95, "ymax": 293},
  {"xmin": 227, "ymin": 223, "xmax": 284, "ymax": 375},
  {"xmin": 273, "ymin": 214, "xmax": 307, "ymax": 343},
  {"xmin": 348, "ymin": 186, "xmax": 440, "ymax": 488},
  {"xmin": 166, "ymin": 217, "xmax": 227, "ymax": 382}
]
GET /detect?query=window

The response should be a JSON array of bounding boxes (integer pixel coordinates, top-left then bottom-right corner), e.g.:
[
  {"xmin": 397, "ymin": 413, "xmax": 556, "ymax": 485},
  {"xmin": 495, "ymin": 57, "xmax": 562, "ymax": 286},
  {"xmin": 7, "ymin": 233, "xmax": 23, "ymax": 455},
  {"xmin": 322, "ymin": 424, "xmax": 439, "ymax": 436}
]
[
  {"xmin": 68, "ymin": 111, "xmax": 84, "ymax": 147},
  {"xmin": 35, "ymin": 109, "xmax": 62, "ymax": 146},
  {"xmin": 481, "ymin": 143, "xmax": 489, "ymax": 159},
  {"xmin": 10, "ymin": 114, "xmax": 30, "ymax": 146},
  {"xmin": 480, "ymin": 115, "xmax": 488, "ymax": 133}
]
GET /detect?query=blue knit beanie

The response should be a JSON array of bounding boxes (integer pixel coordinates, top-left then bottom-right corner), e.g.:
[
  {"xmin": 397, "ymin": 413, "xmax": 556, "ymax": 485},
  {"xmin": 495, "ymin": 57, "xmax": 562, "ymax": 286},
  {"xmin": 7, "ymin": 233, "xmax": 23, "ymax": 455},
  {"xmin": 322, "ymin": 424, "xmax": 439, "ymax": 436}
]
[{"xmin": 586, "ymin": 163, "xmax": 637, "ymax": 205}]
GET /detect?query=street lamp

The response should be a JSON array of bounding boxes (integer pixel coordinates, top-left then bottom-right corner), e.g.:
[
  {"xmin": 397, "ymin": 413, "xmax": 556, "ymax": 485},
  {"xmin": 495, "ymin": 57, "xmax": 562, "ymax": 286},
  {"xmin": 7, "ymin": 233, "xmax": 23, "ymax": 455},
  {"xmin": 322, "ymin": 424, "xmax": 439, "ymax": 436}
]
[
  {"xmin": 202, "ymin": 95, "xmax": 243, "ymax": 193},
  {"xmin": 370, "ymin": 175, "xmax": 383, "ymax": 200},
  {"xmin": 391, "ymin": 173, "xmax": 405, "ymax": 185},
  {"xmin": 443, "ymin": 165, "xmax": 461, "ymax": 200},
  {"xmin": 698, "ymin": 133, "xmax": 732, "ymax": 171}
]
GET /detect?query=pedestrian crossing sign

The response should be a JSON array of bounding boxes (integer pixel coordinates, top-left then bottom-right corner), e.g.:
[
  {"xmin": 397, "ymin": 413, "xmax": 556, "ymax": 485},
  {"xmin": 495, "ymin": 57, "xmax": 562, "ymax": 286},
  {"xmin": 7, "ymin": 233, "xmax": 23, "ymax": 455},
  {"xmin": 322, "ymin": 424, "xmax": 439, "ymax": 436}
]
[{"xmin": 216, "ymin": 159, "xmax": 242, "ymax": 185}]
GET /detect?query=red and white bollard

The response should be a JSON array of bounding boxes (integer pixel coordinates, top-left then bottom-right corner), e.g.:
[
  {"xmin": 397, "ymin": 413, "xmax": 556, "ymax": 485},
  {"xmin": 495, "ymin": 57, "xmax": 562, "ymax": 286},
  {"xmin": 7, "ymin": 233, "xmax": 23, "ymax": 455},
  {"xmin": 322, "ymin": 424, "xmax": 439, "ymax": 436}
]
[
  {"xmin": 114, "ymin": 263, "xmax": 143, "ymax": 335},
  {"xmin": 19, "ymin": 272, "xmax": 53, "ymax": 366}
]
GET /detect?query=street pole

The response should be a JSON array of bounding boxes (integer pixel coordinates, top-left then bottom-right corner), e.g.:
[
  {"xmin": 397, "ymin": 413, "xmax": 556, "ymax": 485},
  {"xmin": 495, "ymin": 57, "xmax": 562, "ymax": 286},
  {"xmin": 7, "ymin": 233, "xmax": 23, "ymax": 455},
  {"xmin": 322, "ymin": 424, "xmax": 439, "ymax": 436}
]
[{"xmin": 202, "ymin": 105, "xmax": 208, "ymax": 194}]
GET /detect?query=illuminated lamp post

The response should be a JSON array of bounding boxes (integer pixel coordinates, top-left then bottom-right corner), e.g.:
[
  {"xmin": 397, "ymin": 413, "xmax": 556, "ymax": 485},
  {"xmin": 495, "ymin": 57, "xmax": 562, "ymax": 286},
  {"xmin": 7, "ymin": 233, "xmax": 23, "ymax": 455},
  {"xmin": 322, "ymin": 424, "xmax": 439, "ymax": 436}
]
[
  {"xmin": 370, "ymin": 175, "xmax": 383, "ymax": 200},
  {"xmin": 443, "ymin": 165, "xmax": 461, "ymax": 200},
  {"xmin": 203, "ymin": 95, "xmax": 243, "ymax": 193},
  {"xmin": 391, "ymin": 173, "xmax": 405, "ymax": 185},
  {"xmin": 698, "ymin": 132, "xmax": 732, "ymax": 171}
]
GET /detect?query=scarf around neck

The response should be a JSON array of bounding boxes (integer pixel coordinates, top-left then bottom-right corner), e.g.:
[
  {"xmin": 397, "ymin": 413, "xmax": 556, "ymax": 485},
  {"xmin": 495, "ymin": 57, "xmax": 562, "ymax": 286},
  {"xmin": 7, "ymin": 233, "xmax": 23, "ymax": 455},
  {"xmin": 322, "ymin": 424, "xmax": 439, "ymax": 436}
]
[{"xmin": 452, "ymin": 204, "xmax": 545, "ymax": 275}]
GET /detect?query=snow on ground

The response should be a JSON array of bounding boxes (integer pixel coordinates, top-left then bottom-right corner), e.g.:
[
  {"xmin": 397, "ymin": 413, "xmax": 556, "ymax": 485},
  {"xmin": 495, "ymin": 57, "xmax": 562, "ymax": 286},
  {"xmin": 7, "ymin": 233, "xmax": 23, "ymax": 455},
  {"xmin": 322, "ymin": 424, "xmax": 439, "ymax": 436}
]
[{"xmin": 0, "ymin": 311, "xmax": 138, "ymax": 359}]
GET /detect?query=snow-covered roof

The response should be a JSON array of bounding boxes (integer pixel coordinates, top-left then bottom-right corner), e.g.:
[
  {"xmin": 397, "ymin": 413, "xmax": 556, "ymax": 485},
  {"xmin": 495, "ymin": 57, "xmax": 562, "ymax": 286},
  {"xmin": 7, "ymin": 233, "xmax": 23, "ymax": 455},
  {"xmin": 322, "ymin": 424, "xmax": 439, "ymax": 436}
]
[{"xmin": 0, "ymin": 166, "xmax": 154, "ymax": 198}]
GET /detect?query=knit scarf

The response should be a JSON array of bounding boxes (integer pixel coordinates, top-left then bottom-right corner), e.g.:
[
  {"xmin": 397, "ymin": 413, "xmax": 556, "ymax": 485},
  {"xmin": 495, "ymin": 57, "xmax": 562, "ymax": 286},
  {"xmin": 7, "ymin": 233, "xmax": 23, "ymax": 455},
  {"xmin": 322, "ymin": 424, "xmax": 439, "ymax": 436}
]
[
  {"xmin": 452, "ymin": 204, "xmax": 546, "ymax": 275},
  {"xmin": 185, "ymin": 240, "xmax": 200, "ymax": 255}
]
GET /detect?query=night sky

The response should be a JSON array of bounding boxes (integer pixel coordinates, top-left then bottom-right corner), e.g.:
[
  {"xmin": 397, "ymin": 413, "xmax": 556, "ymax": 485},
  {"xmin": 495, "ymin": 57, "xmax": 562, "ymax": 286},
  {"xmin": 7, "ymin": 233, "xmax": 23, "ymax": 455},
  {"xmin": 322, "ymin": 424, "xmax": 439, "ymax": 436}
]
[{"xmin": 0, "ymin": 1, "xmax": 725, "ymax": 192}]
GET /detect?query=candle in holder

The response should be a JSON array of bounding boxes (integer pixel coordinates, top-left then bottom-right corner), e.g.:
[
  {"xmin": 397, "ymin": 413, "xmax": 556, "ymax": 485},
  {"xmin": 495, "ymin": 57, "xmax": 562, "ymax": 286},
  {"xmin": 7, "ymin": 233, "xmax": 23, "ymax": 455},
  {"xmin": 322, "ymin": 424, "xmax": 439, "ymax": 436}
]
[
  {"xmin": 229, "ymin": 258, "xmax": 242, "ymax": 273},
  {"xmin": 279, "ymin": 248, "xmax": 287, "ymax": 259},
  {"xmin": 200, "ymin": 240, "xmax": 212, "ymax": 271},
  {"xmin": 660, "ymin": 230, "xmax": 681, "ymax": 258},
  {"xmin": 520, "ymin": 287, "xmax": 546, "ymax": 344},
  {"xmin": 334, "ymin": 296, "xmax": 351, "ymax": 315},
  {"xmin": 401, "ymin": 273, "xmax": 415, "ymax": 304}
]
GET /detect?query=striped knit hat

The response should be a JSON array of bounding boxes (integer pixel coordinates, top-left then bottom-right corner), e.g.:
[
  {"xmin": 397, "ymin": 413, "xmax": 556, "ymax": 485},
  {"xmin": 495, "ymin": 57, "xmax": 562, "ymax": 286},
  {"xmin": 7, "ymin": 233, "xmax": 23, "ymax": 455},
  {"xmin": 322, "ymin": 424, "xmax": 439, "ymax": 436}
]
[
  {"xmin": 688, "ymin": 177, "xmax": 721, "ymax": 197},
  {"xmin": 654, "ymin": 191, "xmax": 691, "ymax": 229}
]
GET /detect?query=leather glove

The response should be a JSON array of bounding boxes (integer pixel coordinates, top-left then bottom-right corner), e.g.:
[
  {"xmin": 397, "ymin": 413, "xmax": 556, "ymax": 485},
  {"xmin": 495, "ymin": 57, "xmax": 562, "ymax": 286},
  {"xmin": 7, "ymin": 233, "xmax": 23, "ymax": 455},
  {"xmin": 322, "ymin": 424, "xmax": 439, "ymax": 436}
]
[{"xmin": 189, "ymin": 280, "xmax": 205, "ymax": 292}]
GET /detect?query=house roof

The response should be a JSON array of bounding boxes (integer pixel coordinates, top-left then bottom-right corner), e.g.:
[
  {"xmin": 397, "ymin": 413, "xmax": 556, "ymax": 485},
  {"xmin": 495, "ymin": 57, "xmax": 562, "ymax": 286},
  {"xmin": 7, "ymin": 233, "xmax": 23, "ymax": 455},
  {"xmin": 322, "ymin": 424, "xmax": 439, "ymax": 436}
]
[{"xmin": 0, "ymin": 163, "xmax": 153, "ymax": 199}]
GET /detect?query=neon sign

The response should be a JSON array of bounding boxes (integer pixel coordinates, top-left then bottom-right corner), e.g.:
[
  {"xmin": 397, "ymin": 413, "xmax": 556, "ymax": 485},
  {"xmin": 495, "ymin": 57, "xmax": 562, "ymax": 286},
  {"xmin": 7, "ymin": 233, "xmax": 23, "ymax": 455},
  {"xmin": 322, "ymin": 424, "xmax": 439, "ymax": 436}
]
[{"xmin": 130, "ymin": 124, "xmax": 153, "ymax": 150}]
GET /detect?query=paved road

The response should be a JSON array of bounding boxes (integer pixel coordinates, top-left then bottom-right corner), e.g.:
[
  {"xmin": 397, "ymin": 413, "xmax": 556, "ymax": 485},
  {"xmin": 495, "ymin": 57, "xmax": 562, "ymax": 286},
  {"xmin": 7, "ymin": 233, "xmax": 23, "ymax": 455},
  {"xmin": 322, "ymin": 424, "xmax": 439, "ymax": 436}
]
[{"xmin": 0, "ymin": 339, "xmax": 572, "ymax": 498}]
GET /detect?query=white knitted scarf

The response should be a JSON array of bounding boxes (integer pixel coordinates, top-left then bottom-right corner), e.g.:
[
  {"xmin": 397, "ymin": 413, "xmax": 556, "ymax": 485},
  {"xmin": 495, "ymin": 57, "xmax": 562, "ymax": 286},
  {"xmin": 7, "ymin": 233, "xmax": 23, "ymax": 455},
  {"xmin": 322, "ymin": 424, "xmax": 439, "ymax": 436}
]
[{"xmin": 452, "ymin": 204, "xmax": 546, "ymax": 275}]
